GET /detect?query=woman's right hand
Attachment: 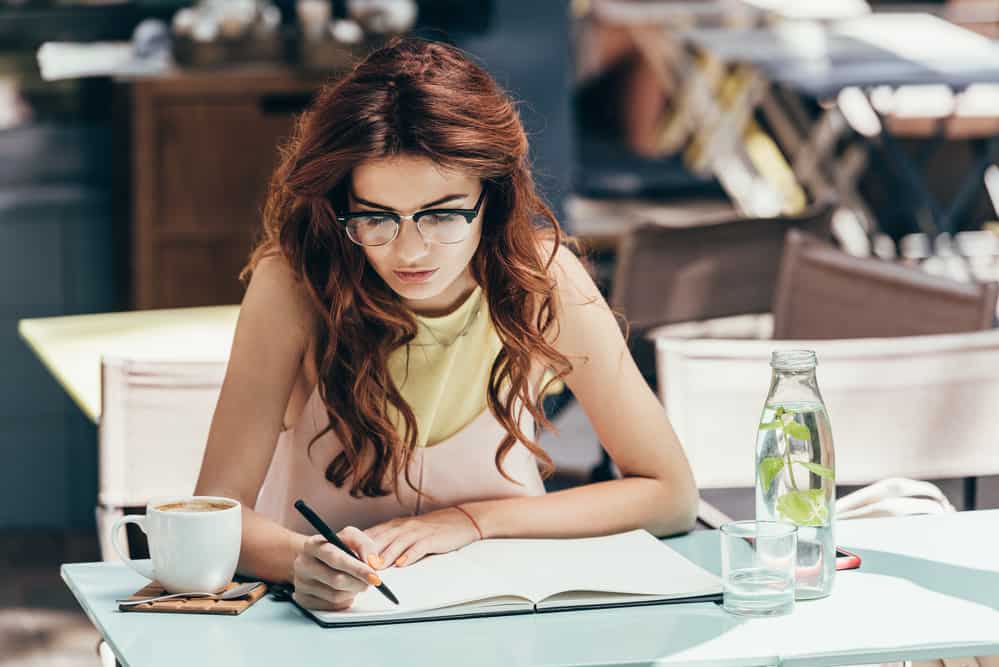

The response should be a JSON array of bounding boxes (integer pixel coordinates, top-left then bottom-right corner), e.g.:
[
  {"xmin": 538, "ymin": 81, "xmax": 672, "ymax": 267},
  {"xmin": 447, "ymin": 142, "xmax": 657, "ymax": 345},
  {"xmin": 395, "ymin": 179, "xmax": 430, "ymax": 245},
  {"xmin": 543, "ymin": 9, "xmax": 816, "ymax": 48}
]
[{"xmin": 291, "ymin": 526, "xmax": 384, "ymax": 611}]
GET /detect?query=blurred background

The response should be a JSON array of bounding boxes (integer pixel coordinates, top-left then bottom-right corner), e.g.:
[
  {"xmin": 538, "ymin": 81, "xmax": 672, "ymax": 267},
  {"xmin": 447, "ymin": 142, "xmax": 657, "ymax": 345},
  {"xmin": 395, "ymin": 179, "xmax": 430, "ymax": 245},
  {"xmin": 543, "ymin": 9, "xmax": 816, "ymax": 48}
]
[{"xmin": 1, "ymin": 0, "xmax": 998, "ymax": 663}]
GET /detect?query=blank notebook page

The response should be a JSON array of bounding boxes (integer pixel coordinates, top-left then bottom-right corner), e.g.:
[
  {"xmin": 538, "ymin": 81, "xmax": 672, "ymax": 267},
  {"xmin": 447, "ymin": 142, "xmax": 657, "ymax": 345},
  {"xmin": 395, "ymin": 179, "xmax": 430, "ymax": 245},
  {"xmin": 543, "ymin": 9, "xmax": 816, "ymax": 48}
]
[
  {"xmin": 312, "ymin": 529, "xmax": 721, "ymax": 621},
  {"xmin": 456, "ymin": 530, "xmax": 721, "ymax": 602}
]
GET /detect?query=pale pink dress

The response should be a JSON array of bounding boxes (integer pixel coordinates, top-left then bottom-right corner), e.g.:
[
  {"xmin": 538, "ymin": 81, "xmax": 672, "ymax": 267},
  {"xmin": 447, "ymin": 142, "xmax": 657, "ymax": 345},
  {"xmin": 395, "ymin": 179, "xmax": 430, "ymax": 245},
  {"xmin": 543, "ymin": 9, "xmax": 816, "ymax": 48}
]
[{"xmin": 255, "ymin": 385, "xmax": 546, "ymax": 535}]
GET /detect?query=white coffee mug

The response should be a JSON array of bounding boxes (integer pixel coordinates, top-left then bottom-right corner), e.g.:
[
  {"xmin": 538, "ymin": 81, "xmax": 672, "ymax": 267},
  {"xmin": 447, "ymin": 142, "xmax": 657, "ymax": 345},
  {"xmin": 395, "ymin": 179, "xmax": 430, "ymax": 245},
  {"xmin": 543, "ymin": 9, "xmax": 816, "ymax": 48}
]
[{"xmin": 111, "ymin": 495, "xmax": 242, "ymax": 594}]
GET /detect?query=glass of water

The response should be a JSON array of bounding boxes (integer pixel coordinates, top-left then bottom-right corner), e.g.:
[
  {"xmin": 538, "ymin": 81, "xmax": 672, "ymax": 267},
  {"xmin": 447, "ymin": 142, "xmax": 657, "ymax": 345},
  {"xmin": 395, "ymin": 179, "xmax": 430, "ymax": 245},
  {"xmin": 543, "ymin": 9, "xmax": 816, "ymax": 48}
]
[{"xmin": 720, "ymin": 520, "xmax": 797, "ymax": 616}]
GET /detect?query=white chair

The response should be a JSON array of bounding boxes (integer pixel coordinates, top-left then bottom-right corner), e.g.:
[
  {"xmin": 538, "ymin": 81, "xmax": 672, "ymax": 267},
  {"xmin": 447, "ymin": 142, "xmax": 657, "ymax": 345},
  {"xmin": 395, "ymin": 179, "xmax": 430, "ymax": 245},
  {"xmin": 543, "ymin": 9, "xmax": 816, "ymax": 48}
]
[
  {"xmin": 96, "ymin": 356, "xmax": 227, "ymax": 562},
  {"xmin": 654, "ymin": 329, "xmax": 999, "ymax": 524}
]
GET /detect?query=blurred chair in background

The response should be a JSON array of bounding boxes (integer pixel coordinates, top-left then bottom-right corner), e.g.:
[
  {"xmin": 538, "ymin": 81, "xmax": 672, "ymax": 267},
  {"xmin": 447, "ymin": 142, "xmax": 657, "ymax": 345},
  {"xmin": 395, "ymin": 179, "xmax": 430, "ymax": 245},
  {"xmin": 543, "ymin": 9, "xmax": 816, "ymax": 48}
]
[
  {"xmin": 771, "ymin": 228, "xmax": 998, "ymax": 511},
  {"xmin": 773, "ymin": 229, "xmax": 999, "ymax": 340},
  {"xmin": 97, "ymin": 357, "xmax": 226, "ymax": 562},
  {"xmin": 586, "ymin": 199, "xmax": 836, "ymax": 482},
  {"xmin": 611, "ymin": 200, "xmax": 836, "ymax": 339},
  {"xmin": 656, "ymin": 330, "xmax": 999, "ymax": 525},
  {"xmin": 650, "ymin": 228, "xmax": 998, "ymax": 523}
]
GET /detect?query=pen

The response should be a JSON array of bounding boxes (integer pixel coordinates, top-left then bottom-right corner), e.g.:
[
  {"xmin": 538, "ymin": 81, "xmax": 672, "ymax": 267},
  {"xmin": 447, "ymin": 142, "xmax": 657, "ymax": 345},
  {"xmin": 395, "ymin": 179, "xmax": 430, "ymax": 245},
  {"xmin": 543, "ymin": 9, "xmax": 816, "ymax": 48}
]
[{"xmin": 293, "ymin": 499, "xmax": 400, "ymax": 605}]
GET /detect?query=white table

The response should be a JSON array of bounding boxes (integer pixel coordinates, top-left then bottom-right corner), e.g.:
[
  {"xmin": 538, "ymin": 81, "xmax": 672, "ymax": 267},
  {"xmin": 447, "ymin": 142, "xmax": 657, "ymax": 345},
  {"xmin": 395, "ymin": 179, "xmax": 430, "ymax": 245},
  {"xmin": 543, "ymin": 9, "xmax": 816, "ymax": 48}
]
[{"xmin": 62, "ymin": 511, "xmax": 999, "ymax": 667}]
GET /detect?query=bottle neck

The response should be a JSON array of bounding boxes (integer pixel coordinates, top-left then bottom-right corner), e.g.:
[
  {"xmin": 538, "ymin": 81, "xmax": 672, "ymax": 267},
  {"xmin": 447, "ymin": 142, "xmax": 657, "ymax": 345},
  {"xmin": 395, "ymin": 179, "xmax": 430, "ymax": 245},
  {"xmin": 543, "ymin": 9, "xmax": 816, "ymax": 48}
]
[{"xmin": 767, "ymin": 369, "xmax": 823, "ymax": 406}]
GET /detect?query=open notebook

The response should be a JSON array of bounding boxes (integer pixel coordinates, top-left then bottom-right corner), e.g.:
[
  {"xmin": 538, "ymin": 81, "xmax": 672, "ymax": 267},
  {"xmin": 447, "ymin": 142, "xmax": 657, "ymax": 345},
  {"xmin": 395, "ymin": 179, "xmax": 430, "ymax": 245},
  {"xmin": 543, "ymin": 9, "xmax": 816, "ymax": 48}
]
[{"xmin": 293, "ymin": 529, "xmax": 722, "ymax": 627}]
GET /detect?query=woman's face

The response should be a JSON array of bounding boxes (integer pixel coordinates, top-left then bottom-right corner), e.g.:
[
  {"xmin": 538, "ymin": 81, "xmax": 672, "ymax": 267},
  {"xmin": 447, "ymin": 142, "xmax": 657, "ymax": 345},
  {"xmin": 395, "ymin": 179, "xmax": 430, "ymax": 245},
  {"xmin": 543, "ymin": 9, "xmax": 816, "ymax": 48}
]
[{"xmin": 348, "ymin": 155, "xmax": 484, "ymax": 315}]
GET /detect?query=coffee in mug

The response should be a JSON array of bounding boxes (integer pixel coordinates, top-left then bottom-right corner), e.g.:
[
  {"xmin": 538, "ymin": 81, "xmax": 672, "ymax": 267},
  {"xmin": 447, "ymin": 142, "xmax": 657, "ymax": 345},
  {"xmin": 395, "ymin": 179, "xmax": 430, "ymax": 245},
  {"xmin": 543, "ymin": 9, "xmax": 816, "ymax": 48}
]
[
  {"xmin": 155, "ymin": 499, "xmax": 237, "ymax": 513},
  {"xmin": 111, "ymin": 495, "xmax": 242, "ymax": 594}
]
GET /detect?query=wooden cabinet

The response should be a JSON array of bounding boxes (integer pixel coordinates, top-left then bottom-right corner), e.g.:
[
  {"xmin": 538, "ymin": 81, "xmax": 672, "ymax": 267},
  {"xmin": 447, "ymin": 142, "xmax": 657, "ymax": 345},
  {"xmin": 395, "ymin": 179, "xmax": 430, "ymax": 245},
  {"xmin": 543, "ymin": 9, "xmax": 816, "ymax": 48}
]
[{"xmin": 121, "ymin": 69, "xmax": 333, "ymax": 309}]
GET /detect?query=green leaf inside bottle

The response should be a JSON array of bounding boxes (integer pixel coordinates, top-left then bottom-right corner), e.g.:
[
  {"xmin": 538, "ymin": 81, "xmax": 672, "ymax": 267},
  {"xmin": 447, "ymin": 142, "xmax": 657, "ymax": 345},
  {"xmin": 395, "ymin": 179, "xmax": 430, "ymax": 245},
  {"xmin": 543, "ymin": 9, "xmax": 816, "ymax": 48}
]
[
  {"xmin": 799, "ymin": 461, "xmax": 835, "ymax": 480},
  {"xmin": 784, "ymin": 421, "xmax": 811, "ymax": 441},
  {"xmin": 776, "ymin": 489, "xmax": 829, "ymax": 526},
  {"xmin": 758, "ymin": 456, "xmax": 785, "ymax": 493}
]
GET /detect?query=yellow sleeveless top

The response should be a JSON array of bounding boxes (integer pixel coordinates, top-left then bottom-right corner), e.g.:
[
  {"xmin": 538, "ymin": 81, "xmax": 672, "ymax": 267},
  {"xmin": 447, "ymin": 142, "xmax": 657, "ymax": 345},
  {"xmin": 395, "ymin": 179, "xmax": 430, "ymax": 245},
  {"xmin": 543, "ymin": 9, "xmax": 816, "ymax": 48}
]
[
  {"xmin": 386, "ymin": 284, "xmax": 563, "ymax": 448},
  {"xmin": 386, "ymin": 285, "xmax": 500, "ymax": 448}
]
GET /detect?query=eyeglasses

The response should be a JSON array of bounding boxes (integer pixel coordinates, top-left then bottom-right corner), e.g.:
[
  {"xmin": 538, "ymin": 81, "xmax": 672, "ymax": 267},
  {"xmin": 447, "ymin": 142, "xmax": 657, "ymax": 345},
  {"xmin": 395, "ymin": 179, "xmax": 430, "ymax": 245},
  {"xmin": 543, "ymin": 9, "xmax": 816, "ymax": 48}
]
[{"xmin": 336, "ymin": 187, "xmax": 486, "ymax": 247}]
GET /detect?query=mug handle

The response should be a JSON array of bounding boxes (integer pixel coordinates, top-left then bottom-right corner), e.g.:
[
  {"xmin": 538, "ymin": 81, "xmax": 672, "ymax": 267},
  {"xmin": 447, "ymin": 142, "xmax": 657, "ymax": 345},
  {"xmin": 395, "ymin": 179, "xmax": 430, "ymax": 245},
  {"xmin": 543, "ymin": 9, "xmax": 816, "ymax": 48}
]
[{"xmin": 111, "ymin": 515, "xmax": 156, "ymax": 581}]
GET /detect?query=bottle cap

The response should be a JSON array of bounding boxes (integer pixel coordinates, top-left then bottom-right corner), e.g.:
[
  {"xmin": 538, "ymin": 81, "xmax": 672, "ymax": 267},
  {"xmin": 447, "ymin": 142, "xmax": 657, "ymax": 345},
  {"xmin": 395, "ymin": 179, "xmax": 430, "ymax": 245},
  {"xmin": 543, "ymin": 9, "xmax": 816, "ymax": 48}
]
[{"xmin": 770, "ymin": 349, "xmax": 817, "ymax": 372}]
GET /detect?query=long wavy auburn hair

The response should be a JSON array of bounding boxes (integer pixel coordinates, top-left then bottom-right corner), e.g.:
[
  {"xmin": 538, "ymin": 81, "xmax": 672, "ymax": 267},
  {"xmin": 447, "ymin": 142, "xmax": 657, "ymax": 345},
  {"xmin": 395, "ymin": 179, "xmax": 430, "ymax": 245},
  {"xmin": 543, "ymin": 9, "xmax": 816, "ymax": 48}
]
[{"xmin": 243, "ymin": 37, "xmax": 576, "ymax": 504}]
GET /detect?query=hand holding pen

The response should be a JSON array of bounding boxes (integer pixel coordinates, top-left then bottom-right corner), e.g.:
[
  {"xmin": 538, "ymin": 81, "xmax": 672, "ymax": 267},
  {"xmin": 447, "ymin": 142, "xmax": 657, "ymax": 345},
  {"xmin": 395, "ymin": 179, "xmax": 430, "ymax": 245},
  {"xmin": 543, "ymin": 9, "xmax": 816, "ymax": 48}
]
[{"xmin": 292, "ymin": 499, "xmax": 400, "ymax": 609}]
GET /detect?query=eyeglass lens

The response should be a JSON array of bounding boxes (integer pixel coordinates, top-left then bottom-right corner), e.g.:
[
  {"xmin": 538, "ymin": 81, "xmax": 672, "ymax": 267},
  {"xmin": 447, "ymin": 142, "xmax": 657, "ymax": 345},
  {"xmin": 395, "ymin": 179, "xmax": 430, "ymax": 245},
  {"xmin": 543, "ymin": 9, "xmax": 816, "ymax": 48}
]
[{"xmin": 346, "ymin": 211, "xmax": 471, "ymax": 246}]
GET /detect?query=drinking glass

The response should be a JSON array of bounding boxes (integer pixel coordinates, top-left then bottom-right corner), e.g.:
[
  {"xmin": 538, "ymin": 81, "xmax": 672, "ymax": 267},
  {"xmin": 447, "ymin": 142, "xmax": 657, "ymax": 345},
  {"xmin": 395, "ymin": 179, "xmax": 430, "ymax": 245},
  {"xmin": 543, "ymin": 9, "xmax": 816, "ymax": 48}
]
[{"xmin": 720, "ymin": 520, "xmax": 797, "ymax": 616}]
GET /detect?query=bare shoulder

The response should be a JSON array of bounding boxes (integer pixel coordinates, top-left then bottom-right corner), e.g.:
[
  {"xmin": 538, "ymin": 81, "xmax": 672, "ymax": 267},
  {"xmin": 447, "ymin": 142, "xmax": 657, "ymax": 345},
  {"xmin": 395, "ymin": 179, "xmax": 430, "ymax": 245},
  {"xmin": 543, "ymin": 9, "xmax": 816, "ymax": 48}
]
[
  {"xmin": 243, "ymin": 253, "xmax": 315, "ymax": 342},
  {"xmin": 530, "ymin": 235, "xmax": 624, "ymax": 369},
  {"xmin": 535, "ymin": 237, "xmax": 603, "ymax": 310}
]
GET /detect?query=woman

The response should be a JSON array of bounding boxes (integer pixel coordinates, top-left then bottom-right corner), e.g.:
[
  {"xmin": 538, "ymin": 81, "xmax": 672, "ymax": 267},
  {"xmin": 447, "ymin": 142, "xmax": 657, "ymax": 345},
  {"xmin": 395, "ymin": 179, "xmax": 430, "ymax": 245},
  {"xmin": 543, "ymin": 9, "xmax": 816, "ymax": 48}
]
[{"xmin": 195, "ymin": 38, "xmax": 697, "ymax": 612}]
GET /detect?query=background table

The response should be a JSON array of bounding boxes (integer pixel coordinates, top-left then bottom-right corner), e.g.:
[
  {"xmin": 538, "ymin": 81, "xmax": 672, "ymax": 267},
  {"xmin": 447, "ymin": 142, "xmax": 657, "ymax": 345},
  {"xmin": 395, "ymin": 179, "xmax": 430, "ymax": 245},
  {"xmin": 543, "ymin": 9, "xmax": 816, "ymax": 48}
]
[
  {"xmin": 18, "ymin": 306, "xmax": 239, "ymax": 423},
  {"xmin": 680, "ymin": 13, "xmax": 999, "ymax": 234},
  {"xmin": 62, "ymin": 511, "xmax": 999, "ymax": 667}
]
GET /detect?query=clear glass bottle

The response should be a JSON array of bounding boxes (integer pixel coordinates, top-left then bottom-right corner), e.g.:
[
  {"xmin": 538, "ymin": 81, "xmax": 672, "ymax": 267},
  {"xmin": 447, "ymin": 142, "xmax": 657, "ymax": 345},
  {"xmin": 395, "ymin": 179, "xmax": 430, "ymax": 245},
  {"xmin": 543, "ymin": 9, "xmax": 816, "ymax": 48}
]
[{"xmin": 754, "ymin": 350, "xmax": 836, "ymax": 600}]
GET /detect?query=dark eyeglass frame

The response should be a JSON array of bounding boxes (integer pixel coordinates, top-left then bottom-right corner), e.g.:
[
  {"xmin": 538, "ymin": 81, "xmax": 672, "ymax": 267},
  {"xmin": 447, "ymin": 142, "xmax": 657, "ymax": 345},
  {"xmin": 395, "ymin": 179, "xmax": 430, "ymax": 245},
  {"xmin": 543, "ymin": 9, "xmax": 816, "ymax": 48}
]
[{"xmin": 336, "ymin": 187, "xmax": 487, "ymax": 247}]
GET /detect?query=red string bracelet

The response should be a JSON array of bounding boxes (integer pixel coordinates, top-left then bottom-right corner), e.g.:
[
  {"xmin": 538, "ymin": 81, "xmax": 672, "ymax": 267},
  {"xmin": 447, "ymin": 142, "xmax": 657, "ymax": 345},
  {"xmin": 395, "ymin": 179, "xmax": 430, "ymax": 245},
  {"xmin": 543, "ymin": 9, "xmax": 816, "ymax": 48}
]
[{"xmin": 454, "ymin": 505, "xmax": 484, "ymax": 540}]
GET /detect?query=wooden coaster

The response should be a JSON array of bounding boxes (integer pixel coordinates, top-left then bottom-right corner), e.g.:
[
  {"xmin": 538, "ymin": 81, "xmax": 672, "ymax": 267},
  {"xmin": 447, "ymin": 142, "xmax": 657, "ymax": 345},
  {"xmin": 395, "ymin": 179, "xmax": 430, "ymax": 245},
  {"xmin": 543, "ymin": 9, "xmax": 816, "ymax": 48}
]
[{"xmin": 118, "ymin": 581, "xmax": 268, "ymax": 615}]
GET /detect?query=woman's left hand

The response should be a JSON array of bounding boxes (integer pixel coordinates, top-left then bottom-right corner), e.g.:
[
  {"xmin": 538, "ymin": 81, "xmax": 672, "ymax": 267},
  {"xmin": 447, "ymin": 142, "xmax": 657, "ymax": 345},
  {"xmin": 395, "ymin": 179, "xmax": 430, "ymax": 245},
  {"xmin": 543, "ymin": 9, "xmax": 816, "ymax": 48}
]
[{"xmin": 363, "ymin": 507, "xmax": 481, "ymax": 570}]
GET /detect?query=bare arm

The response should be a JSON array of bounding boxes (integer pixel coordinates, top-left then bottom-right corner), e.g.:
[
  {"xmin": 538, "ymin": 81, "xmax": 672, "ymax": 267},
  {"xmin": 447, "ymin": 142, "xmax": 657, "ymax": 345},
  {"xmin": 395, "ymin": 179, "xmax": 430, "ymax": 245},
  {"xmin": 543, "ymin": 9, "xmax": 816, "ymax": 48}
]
[
  {"xmin": 194, "ymin": 255, "xmax": 313, "ymax": 583},
  {"xmin": 465, "ymin": 243, "xmax": 699, "ymax": 539}
]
